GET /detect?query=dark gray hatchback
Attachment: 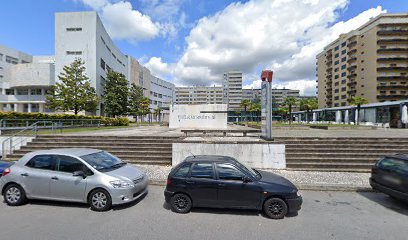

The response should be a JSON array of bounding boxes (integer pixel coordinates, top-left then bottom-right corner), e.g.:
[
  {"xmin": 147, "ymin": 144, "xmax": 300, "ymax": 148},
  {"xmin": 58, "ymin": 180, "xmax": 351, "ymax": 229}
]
[
  {"xmin": 164, "ymin": 155, "xmax": 302, "ymax": 219},
  {"xmin": 370, "ymin": 154, "xmax": 408, "ymax": 201}
]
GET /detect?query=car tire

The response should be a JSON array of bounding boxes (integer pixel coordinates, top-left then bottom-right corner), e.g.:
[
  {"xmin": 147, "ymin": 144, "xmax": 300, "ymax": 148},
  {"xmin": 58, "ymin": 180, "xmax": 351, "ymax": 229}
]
[
  {"xmin": 170, "ymin": 193, "xmax": 192, "ymax": 214},
  {"xmin": 88, "ymin": 189, "xmax": 112, "ymax": 212},
  {"xmin": 4, "ymin": 183, "xmax": 27, "ymax": 206},
  {"xmin": 263, "ymin": 197, "xmax": 288, "ymax": 219}
]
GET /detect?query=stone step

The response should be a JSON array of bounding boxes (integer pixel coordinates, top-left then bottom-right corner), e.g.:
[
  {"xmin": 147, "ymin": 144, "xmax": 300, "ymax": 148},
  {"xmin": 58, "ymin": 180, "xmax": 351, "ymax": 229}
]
[
  {"xmin": 286, "ymin": 153, "xmax": 392, "ymax": 158},
  {"xmin": 36, "ymin": 135, "xmax": 180, "ymax": 140},
  {"xmin": 286, "ymin": 148, "xmax": 407, "ymax": 154},
  {"xmin": 285, "ymin": 144, "xmax": 408, "ymax": 149},
  {"xmin": 275, "ymin": 137, "xmax": 408, "ymax": 141},
  {"xmin": 279, "ymin": 140, "xmax": 408, "ymax": 144},
  {"xmin": 32, "ymin": 139, "xmax": 178, "ymax": 143},
  {"xmin": 26, "ymin": 142, "xmax": 173, "ymax": 147},
  {"xmin": 13, "ymin": 149, "xmax": 172, "ymax": 155},
  {"xmin": 20, "ymin": 145, "xmax": 172, "ymax": 151},
  {"xmin": 285, "ymin": 168, "xmax": 370, "ymax": 173},
  {"xmin": 286, "ymin": 162, "xmax": 374, "ymax": 169},
  {"xmin": 5, "ymin": 154, "xmax": 171, "ymax": 162},
  {"xmin": 286, "ymin": 157, "xmax": 378, "ymax": 163}
]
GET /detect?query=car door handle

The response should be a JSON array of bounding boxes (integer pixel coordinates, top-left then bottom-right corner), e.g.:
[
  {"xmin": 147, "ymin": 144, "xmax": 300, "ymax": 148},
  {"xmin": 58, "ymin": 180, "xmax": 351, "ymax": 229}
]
[
  {"xmin": 218, "ymin": 183, "xmax": 226, "ymax": 187},
  {"xmin": 51, "ymin": 176, "xmax": 59, "ymax": 180},
  {"xmin": 186, "ymin": 181, "xmax": 195, "ymax": 184},
  {"xmin": 21, "ymin": 173, "xmax": 29, "ymax": 177}
]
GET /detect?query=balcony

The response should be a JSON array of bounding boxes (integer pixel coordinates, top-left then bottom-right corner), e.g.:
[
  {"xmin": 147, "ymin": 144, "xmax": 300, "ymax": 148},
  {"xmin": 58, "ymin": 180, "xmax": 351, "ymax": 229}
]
[
  {"xmin": 347, "ymin": 81, "xmax": 357, "ymax": 87},
  {"xmin": 347, "ymin": 41, "xmax": 357, "ymax": 48},
  {"xmin": 377, "ymin": 48, "xmax": 408, "ymax": 53},
  {"xmin": 347, "ymin": 65, "xmax": 357, "ymax": 70},
  {"xmin": 377, "ymin": 66, "xmax": 408, "ymax": 71},
  {"xmin": 377, "ymin": 29, "xmax": 408, "ymax": 36},
  {"xmin": 347, "ymin": 73, "xmax": 357, "ymax": 79},
  {"xmin": 347, "ymin": 89, "xmax": 357, "ymax": 94},
  {"xmin": 347, "ymin": 57, "xmax": 357, "ymax": 63},
  {"xmin": 347, "ymin": 49, "xmax": 357, "ymax": 55},
  {"xmin": 377, "ymin": 38, "xmax": 408, "ymax": 44},
  {"xmin": 377, "ymin": 94, "xmax": 408, "ymax": 99},
  {"xmin": 377, "ymin": 76, "xmax": 408, "ymax": 81},
  {"xmin": 377, "ymin": 85, "xmax": 408, "ymax": 90},
  {"xmin": 377, "ymin": 57, "xmax": 408, "ymax": 62}
]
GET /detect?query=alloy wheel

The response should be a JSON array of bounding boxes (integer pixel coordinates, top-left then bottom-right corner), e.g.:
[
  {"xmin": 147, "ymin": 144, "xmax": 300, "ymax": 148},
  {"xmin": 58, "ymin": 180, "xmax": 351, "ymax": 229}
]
[
  {"xmin": 6, "ymin": 187, "xmax": 21, "ymax": 204},
  {"xmin": 92, "ymin": 192, "xmax": 107, "ymax": 209}
]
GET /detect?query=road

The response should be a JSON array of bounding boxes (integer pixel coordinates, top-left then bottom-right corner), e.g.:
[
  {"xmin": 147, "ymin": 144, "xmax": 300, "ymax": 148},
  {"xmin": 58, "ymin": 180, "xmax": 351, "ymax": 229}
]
[{"xmin": 0, "ymin": 186, "xmax": 407, "ymax": 240}]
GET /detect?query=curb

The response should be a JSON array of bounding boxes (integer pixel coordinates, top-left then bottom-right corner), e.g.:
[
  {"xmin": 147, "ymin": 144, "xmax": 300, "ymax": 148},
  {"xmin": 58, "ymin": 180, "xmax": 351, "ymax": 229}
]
[{"xmin": 149, "ymin": 180, "xmax": 373, "ymax": 192}]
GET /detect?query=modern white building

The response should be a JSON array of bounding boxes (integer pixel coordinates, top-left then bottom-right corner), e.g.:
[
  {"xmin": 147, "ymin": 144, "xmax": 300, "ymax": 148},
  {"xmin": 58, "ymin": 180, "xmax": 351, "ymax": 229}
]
[
  {"xmin": 150, "ymin": 76, "xmax": 175, "ymax": 121},
  {"xmin": 223, "ymin": 70, "xmax": 243, "ymax": 110},
  {"xmin": 0, "ymin": 44, "xmax": 55, "ymax": 112},
  {"xmin": 175, "ymin": 86, "xmax": 223, "ymax": 105},
  {"xmin": 55, "ymin": 11, "xmax": 128, "ymax": 115}
]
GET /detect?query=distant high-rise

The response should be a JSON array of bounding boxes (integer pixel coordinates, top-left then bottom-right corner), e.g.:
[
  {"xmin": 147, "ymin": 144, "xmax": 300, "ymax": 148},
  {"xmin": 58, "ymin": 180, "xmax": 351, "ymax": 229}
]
[
  {"xmin": 317, "ymin": 13, "xmax": 408, "ymax": 109},
  {"xmin": 223, "ymin": 70, "xmax": 243, "ymax": 110},
  {"xmin": 176, "ymin": 86, "xmax": 223, "ymax": 105}
]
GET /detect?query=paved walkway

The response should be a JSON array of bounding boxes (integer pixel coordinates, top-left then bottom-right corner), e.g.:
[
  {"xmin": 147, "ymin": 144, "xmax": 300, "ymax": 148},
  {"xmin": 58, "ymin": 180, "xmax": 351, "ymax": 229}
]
[
  {"xmin": 64, "ymin": 124, "xmax": 408, "ymax": 138},
  {"xmin": 135, "ymin": 164, "xmax": 371, "ymax": 191}
]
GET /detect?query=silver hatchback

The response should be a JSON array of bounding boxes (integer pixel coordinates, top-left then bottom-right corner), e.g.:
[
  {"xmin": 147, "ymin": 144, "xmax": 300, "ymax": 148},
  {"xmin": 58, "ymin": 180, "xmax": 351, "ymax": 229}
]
[{"xmin": 0, "ymin": 148, "xmax": 148, "ymax": 211}]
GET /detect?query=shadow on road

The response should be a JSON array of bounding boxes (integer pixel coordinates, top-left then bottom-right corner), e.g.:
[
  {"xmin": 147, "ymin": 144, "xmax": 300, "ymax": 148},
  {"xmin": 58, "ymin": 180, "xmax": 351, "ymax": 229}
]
[
  {"xmin": 357, "ymin": 191, "xmax": 408, "ymax": 216},
  {"xmin": 162, "ymin": 202, "xmax": 298, "ymax": 219}
]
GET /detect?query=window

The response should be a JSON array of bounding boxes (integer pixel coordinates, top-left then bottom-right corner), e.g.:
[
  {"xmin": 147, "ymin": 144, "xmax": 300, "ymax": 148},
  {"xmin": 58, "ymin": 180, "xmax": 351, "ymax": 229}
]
[
  {"xmin": 101, "ymin": 37, "xmax": 106, "ymax": 45},
  {"xmin": 5, "ymin": 89, "xmax": 14, "ymax": 95},
  {"xmin": 334, "ymin": 46, "xmax": 339, "ymax": 51},
  {"xmin": 341, "ymin": 42, "xmax": 346, "ymax": 47},
  {"xmin": 66, "ymin": 27, "xmax": 82, "ymax": 31},
  {"xmin": 334, "ymin": 60, "xmax": 339, "ymax": 65},
  {"xmin": 190, "ymin": 163, "xmax": 214, "ymax": 179},
  {"xmin": 66, "ymin": 51, "xmax": 82, "ymax": 55},
  {"xmin": 341, "ymin": 57, "xmax": 346, "ymax": 62},
  {"xmin": 334, "ymin": 89, "xmax": 339, "ymax": 93},
  {"xmin": 16, "ymin": 89, "xmax": 29, "ymax": 95},
  {"xmin": 6, "ymin": 55, "xmax": 18, "ymax": 64},
  {"xmin": 216, "ymin": 163, "xmax": 246, "ymax": 181},
  {"xmin": 100, "ymin": 58, "xmax": 105, "ymax": 70},
  {"xmin": 26, "ymin": 155, "xmax": 56, "ymax": 171},
  {"xmin": 30, "ymin": 89, "xmax": 42, "ymax": 95},
  {"xmin": 81, "ymin": 151, "xmax": 124, "ymax": 172},
  {"xmin": 341, "ymin": 87, "xmax": 346, "ymax": 92},
  {"xmin": 341, "ymin": 65, "xmax": 346, "ymax": 70},
  {"xmin": 341, "ymin": 80, "xmax": 346, "ymax": 84},
  {"xmin": 173, "ymin": 163, "xmax": 191, "ymax": 178},
  {"xmin": 378, "ymin": 157, "xmax": 408, "ymax": 175},
  {"xmin": 55, "ymin": 155, "xmax": 88, "ymax": 174},
  {"xmin": 334, "ymin": 53, "xmax": 339, "ymax": 58},
  {"xmin": 334, "ymin": 96, "xmax": 339, "ymax": 100},
  {"xmin": 0, "ymin": 53, "xmax": 3, "ymax": 61},
  {"xmin": 341, "ymin": 49, "xmax": 346, "ymax": 55}
]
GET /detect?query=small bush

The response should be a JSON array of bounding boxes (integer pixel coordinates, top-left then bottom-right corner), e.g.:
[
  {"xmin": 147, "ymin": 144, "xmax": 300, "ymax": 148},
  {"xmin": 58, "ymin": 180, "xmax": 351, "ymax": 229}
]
[{"xmin": 102, "ymin": 117, "xmax": 130, "ymax": 126}]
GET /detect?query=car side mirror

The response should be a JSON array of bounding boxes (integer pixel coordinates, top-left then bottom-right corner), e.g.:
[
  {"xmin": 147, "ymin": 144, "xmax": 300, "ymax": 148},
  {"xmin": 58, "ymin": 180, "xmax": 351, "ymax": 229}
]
[
  {"xmin": 73, "ymin": 171, "xmax": 86, "ymax": 179},
  {"xmin": 243, "ymin": 176, "xmax": 252, "ymax": 183}
]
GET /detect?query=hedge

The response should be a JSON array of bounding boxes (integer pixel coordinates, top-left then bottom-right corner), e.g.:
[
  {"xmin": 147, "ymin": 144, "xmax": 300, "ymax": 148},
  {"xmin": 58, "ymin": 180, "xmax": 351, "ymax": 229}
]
[{"xmin": 0, "ymin": 112, "xmax": 129, "ymax": 126}]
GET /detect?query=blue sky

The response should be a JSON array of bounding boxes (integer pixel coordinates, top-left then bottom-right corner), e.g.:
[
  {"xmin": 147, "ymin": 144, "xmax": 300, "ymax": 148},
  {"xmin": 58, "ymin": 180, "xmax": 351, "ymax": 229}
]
[{"xmin": 1, "ymin": 0, "xmax": 407, "ymax": 94}]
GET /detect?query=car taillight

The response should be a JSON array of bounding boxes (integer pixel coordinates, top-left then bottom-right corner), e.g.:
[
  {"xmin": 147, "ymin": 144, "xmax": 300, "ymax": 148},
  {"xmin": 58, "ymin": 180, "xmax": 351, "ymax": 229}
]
[
  {"xmin": 371, "ymin": 167, "xmax": 377, "ymax": 175},
  {"xmin": 166, "ymin": 179, "xmax": 172, "ymax": 185},
  {"xmin": 2, "ymin": 168, "xmax": 11, "ymax": 177}
]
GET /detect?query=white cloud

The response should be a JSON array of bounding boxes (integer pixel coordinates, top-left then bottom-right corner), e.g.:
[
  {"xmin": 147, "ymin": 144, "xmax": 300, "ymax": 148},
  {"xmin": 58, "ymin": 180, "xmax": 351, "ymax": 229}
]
[
  {"xmin": 146, "ymin": 0, "xmax": 385, "ymax": 95},
  {"xmin": 77, "ymin": 0, "xmax": 161, "ymax": 42},
  {"xmin": 144, "ymin": 57, "xmax": 172, "ymax": 77}
]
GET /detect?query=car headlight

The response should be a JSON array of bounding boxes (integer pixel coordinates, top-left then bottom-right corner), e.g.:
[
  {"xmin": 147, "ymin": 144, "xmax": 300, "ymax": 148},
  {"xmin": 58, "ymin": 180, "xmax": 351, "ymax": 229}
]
[
  {"xmin": 296, "ymin": 191, "xmax": 301, "ymax": 197},
  {"xmin": 110, "ymin": 180, "xmax": 134, "ymax": 189}
]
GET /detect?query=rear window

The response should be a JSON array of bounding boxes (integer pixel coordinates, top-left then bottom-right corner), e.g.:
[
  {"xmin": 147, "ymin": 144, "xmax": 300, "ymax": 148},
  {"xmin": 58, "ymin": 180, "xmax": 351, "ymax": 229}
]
[
  {"xmin": 378, "ymin": 157, "xmax": 408, "ymax": 175},
  {"xmin": 173, "ymin": 163, "xmax": 191, "ymax": 178}
]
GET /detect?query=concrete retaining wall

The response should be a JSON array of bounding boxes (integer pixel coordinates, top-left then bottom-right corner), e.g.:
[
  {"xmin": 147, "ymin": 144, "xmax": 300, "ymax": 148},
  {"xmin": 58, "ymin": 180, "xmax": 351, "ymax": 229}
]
[{"xmin": 173, "ymin": 143, "xmax": 285, "ymax": 169}]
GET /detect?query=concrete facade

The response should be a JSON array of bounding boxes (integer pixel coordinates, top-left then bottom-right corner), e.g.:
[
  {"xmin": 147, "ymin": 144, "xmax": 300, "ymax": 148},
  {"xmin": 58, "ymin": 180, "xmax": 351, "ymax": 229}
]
[
  {"xmin": 176, "ymin": 86, "xmax": 223, "ymax": 105},
  {"xmin": 242, "ymin": 88, "xmax": 301, "ymax": 107},
  {"xmin": 317, "ymin": 13, "xmax": 408, "ymax": 108},
  {"xmin": 223, "ymin": 71, "xmax": 243, "ymax": 110},
  {"xmin": 169, "ymin": 104, "xmax": 227, "ymax": 129},
  {"xmin": 172, "ymin": 143, "xmax": 286, "ymax": 169}
]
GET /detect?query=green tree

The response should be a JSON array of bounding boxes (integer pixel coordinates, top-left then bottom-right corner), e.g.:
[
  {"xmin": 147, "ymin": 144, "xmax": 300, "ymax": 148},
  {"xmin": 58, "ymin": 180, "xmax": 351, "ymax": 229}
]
[
  {"xmin": 104, "ymin": 70, "xmax": 128, "ymax": 117},
  {"xmin": 128, "ymin": 83, "xmax": 144, "ymax": 119},
  {"xmin": 240, "ymin": 99, "xmax": 251, "ymax": 122},
  {"xmin": 283, "ymin": 97, "xmax": 298, "ymax": 124},
  {"xmin": 138, "ymin": 97, "xmax": 151, "ymax": 122},
  {"xmin": 46, "ymin": 58, "xmax": 98, "ymax": 115},
  {"xmin": 154, "ymin": 107, "xmax": 162, "ymax": 122},
  {"xmin": 350, "ymin": 96, "xmax": 368, "ymax": 125},
  {"xmin": 300, "ymin": 98, "xmax": 318, "ymax": 123}
]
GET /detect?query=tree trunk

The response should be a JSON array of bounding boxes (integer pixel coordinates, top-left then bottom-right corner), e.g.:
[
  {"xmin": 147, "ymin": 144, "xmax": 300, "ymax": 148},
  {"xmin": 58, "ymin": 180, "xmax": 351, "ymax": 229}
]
[
  {"xmin": 289, "ymin": 105, "xmax": 292, "ymax": 125},
  {"xmin": 357, "ymin": 104, "xmax": 360, "ymax": 125}
]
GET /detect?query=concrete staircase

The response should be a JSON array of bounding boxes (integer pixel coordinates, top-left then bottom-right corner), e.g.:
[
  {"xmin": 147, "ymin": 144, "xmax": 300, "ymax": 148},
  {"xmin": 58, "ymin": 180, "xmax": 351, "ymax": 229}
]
[
  {"xmin": 278, "ymin": 137, "xmax": 408, "ymax": 172},
  {"xmin": 6, "ymin": 135, "xmax": 180, "ymax": 165}
]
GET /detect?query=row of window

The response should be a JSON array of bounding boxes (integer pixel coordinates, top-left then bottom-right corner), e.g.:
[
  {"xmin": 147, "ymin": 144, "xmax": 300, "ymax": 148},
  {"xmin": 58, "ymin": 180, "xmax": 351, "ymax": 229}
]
[
  {"xmin": 379, "ymin": 90, "xmax": 407, "ymax": 94},
  {"xmin": 174, "ymin": 162, "xmax": 247, "ymax": 181},
  {"xmin": 2, "ymin": 88, "xmax": 44, "ymax": 95},
  {"xmin": 66, "ymin": 27, "xmax": 82, "ymax": 32},
  {"xmin": 66, "ymin": 51, "xmax": 82, "ymax": 55},
  {"xmin": 100, "ymin": 37, "xmax": 126, "ymax": 68}
]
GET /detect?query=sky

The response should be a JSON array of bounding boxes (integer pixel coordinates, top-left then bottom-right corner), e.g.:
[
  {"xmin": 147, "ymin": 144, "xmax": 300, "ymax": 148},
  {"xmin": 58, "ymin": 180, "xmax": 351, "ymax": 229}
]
[{"xmin": 1, "ymin": 0, "xmax": 408, "ymax": 96}]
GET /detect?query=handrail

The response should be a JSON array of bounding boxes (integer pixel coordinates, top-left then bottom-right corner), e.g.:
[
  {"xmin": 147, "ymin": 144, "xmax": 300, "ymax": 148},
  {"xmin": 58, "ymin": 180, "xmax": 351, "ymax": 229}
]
[
  {"xmin": 1, "ymin": 121, "xmax": 59, "ymax": 160},
  {"xmin": 0, "ymin": 118, "xmax": 101, "ymax": 130}
]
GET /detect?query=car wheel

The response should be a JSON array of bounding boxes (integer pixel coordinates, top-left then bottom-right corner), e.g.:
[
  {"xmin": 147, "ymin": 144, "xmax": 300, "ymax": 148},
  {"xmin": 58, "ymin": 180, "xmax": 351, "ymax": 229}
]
[
  {"xmin": 88, "ymin": 189, "xmax": 112, "ymax": 212},
  {"xmin": 263, "ymin": 198, "xmax": 288, "ymax": 219},
  {"xmin": 171, "ymin": 193, "xmax": 192, "ymax": 213},
  {"xmin": 4, "ymin": 184, "xmax": 27, "ymax": 206}
]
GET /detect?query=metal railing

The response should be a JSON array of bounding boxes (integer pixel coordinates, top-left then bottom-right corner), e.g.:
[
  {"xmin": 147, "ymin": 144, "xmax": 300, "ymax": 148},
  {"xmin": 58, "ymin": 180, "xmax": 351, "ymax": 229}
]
[
  {"xmin": 1, "ymin": 121, "xmax": 62, "ymax": 159},
  {"xmin": 0, "ymin": 119, "xmax": 102, "ymax": 131}
]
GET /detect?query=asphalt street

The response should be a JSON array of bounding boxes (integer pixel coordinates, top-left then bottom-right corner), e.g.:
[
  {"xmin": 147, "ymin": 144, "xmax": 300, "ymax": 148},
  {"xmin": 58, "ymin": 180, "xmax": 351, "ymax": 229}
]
[{"xmin": 1, "ymin": 186, "xmax": 408, "ymax": 240}]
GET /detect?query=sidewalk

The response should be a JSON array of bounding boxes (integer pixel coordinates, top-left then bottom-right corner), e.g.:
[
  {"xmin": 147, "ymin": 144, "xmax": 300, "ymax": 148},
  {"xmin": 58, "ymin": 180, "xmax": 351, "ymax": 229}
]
[{"xmin": 135, "ymin": 164, "xmax": 372, "ymax": 191}]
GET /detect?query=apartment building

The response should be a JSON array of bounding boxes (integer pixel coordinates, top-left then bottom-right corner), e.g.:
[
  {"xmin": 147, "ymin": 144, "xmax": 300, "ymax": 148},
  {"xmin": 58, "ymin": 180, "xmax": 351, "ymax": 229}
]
[
  {"xmin": 242, "ymin": 88, "xmax": 300, "ymax": 107},
  {"xmin": 317, "ymin": 13, "xmax": 408, "ymax": 108},
  {"xmin": 0, "ymin": 44, "xmax": 55, "ymax": 112},
  {"xmin": 223, "ymin": 70, "xmax": 243, "ymax": 110},
  {"xmin": 175, "ymin": 86, "xmax": 223, "ymax": 105}
]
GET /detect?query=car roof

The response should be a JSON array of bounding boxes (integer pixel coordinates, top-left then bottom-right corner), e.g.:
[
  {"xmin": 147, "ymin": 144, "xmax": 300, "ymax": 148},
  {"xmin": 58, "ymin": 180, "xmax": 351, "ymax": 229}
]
[
  {"xmin": 384, "ymin": 154, "xmax": 408, "ymax": 161},
  {"xmin": 28, "ymin": 148, "xmax": 102, "ymax": 157},
  {"xmin": 183, "ymin": 155, "xmax": 238, "ymax": 163}
]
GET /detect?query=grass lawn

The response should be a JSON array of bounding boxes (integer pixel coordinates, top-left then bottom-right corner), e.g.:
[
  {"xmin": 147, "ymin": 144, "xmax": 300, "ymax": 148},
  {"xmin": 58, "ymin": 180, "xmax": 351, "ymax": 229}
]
[{"xmin": 34, "ymin": 125, "xmax": 134, "ymax": 134}]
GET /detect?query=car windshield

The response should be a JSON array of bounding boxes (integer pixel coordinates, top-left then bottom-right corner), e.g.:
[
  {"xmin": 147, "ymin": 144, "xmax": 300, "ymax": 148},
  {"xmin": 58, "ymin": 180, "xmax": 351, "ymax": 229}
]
[
  {"xmin": 234, "ymin": 160, "xmax": 261, "ymax": 180},
  {"xmin": 80, "ymin": 151, "xmax": 126, "ymax": 172}
]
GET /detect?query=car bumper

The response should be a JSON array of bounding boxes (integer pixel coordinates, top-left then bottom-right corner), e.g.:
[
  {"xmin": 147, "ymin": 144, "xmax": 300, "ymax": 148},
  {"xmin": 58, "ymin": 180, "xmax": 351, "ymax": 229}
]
[
  {"xmin": 164, "ymin": 189, "xmax": 173, "ymax": 203},
  {"xmin": 286, "ymin": 195, "xmax": 303, "ymax": 213},
  {"xmin": 110, "ymin": 176, "xmax": 149, "ymax": 205},
  {"xmin": 370, "ymin": 177, "xmax": 408, "ymax": 201}
]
